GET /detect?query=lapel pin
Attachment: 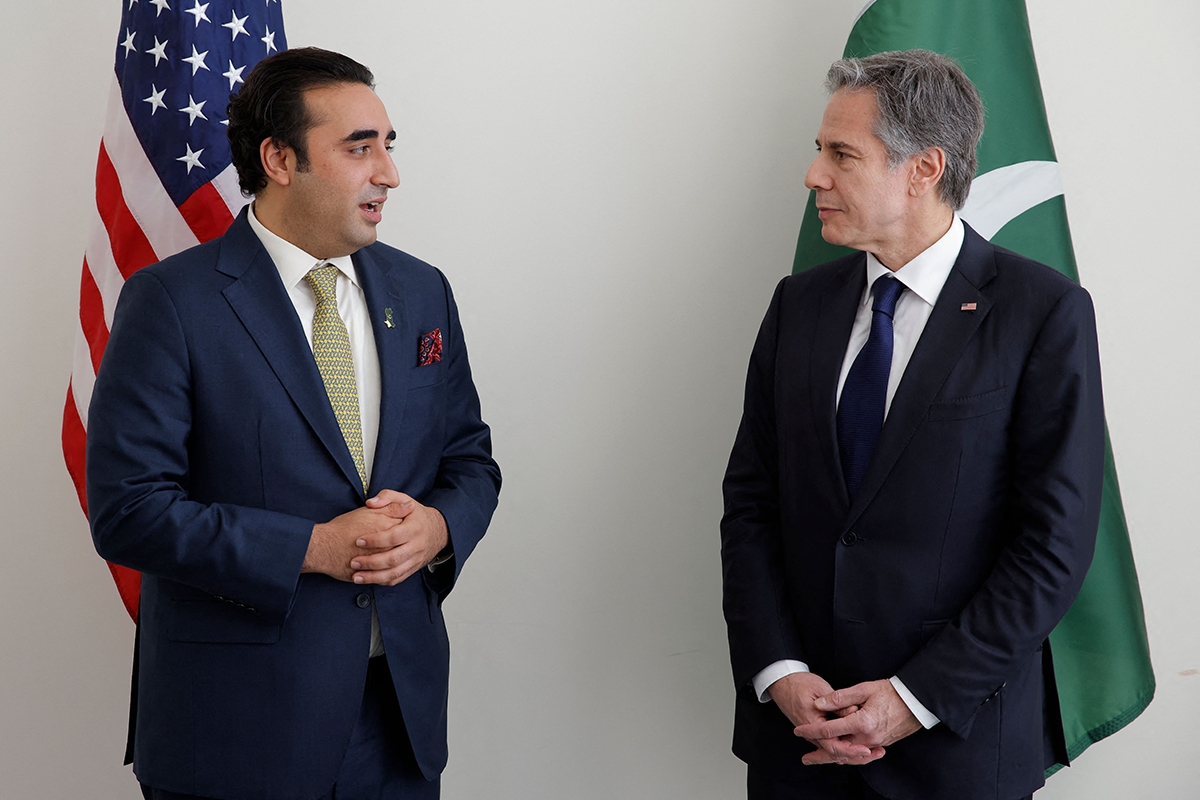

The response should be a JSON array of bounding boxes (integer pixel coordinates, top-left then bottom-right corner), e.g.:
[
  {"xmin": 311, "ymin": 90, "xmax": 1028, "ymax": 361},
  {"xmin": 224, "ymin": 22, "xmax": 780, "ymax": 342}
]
[
  {"xmin": 960, "ymin": 302, "xmax": 977, "ymax": 312},
  {"xmin": 384, "ymin": 307, "xmax": 395, "ymax": 328}
]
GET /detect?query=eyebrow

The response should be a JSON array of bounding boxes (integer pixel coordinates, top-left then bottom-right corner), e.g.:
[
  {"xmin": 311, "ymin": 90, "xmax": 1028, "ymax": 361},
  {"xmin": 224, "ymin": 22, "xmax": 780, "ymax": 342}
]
[
  {"xmin": 341, "ymin": 129, "xmax": 397, "ymax": 144},
  {"xmin": 815, "ymin": 138, "xmax": 860, "ymax": 154}
]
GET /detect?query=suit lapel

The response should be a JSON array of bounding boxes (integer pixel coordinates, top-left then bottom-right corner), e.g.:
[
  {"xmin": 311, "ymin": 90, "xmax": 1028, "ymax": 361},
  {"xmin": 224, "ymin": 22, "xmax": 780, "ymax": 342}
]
[
  {"xmin": 217, "ymin": 213, "xmax": 366, "ymax": 495},
  {"xmin": 845, "ymin": 225, "xmax": 997, "ymax": 526},
  {"xmin": 355, "ymin": 247, "xmax": 412, "ymax": 496},
  {"xmin": 809, "ymin": 257, "xmax": 868, "ymax": 510}
]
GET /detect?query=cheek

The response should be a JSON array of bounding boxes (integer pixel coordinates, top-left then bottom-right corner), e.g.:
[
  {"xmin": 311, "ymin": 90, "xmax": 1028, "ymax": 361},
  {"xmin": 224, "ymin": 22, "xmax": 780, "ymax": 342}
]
[
  {"xmin": 838, "ymin": 179, "xmax": 868, "ymax": 214},
  {"xmin": 856, "ymin": 178, "xmax": 901, "ymax": 217}
]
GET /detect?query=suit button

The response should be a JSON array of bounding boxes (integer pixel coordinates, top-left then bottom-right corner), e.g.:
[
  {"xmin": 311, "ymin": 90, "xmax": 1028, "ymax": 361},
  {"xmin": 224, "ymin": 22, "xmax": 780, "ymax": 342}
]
[
  {"xmin": 840, "ymin": 531, "xmax": 859, "ymax": 546},
  {"xmin": 356, "ymin": 593, "xmax": 371, "ymax": 608}
]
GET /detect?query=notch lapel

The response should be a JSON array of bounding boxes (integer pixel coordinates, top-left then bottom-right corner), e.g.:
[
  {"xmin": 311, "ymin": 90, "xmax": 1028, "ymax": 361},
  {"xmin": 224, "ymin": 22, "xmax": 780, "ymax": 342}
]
[
  {"xmin": 809, "ymin": 257, "xmax": 867, "ymax": 510},
  {"xmin": 844, "ymin": 225, "xmax": 997, "ymax": 526},
  {"xmin": 355, "ymin": 247, "xmax": 412, "ymax": 496},
  {"xmin": 217, "ymin": 214, "xmax": 367, "ymax": 496}
]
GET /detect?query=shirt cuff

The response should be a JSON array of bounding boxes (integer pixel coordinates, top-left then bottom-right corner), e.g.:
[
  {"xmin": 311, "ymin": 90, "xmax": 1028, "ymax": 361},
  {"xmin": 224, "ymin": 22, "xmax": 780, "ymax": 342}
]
[
  {"xmin": 752, "ymin": 660, "xmax": 810, "ymax": 703},
  {"xmin": 889, "ymin": 675, "xmax": 940, "ymax": 729}
]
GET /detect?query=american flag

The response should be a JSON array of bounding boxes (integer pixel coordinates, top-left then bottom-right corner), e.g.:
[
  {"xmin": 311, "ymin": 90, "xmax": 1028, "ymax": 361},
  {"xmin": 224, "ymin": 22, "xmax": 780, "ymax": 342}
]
[{"xmin": 64, "ymin": 0, "xmax": 287, "ymax": 622}]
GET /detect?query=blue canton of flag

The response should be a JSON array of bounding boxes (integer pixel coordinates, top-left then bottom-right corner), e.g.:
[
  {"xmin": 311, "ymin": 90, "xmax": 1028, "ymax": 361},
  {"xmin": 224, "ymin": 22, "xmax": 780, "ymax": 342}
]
[{"xmin": 116, "ymin": 0, "xmax": 287, "ymax": 206}]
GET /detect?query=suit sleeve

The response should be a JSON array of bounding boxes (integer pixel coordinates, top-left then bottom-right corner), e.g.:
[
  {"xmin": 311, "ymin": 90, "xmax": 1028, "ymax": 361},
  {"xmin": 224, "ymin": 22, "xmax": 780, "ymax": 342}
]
[
  {"xmin": 721, "ymin": 278, "xmax": 807, "ymax": 687},
  {"xmin": 896, "ymin": 283, "xmax": 1105, "ymax": 739},
  {"xmin": 420, "ymin": 271, "xmax": 501, "ymax": 601},
  {"xmin": 87, "ymin": 270, "xmax": 314, "ymax": 623}
]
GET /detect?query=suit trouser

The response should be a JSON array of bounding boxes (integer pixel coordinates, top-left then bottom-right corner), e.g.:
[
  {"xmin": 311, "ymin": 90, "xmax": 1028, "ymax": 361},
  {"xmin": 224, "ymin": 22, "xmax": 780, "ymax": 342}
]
[
  {"xmin": 140, "ymin": 654, "xmax": 439, "ymax": 800},
  {"xmin": 747, "ymin": 765, "xmax": 1032, "ymax": 800}
]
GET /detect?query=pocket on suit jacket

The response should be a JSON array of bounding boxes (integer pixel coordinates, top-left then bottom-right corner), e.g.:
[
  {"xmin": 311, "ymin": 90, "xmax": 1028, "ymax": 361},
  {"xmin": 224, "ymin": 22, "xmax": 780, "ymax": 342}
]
[
  {"xmin": 918, "ymin": 619, "xmax": 951, "ymax": 648},
  {"xmin": 926, "ymin": 386, "xmax": 1009, "ymax": 421},
  {"xmin": 167, "ymin": 598, "xmax": 283, "ymax": 644}
]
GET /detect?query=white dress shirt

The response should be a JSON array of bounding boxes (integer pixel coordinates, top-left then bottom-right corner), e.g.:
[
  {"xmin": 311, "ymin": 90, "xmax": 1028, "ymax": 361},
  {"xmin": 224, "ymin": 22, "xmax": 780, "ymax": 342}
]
[
  {"xmin": 247, "ymin": 206, "xmax": 386, "ymax": 657},
  {"xmin": 752, "ymin": 216, "xmax": 965, "ymax": 730}
]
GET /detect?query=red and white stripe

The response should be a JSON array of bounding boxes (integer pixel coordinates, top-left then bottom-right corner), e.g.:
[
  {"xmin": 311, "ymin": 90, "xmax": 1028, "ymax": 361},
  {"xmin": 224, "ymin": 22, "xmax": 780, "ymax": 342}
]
[{"xmin": 63, "ymin": 75, "xmax": 248, "ymax": 622}]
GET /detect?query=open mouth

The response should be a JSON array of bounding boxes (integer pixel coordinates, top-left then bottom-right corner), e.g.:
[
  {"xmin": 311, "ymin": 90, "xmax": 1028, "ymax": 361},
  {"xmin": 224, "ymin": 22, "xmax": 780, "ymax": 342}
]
[{"xmin": 361, "ymin": 200, "xmax": 384, "ymax": 223}]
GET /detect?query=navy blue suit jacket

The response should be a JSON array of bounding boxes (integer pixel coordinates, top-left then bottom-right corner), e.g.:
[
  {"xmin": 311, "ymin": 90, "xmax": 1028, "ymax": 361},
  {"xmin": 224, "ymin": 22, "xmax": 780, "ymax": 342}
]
[
  {"xmin": 87, "ymin": 210, "xmax": 500, "ymax": 800},
  {"xmin": 721, "ymin": 224, "xmax": 1104, "ymax": 800}
]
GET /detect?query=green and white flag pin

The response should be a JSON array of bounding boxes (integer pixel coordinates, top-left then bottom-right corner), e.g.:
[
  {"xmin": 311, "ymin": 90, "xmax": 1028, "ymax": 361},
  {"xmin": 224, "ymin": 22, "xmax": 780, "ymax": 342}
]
[{"xmin": 792, "ymin": 0, "xmax": 1155, "ymax": 775}]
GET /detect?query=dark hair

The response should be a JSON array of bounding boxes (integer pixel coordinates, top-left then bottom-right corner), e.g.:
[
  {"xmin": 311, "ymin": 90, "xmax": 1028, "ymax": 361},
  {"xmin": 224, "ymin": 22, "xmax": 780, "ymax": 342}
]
[
  {"xmin": 226, "ymin": 47, "xmax": 375, "ymax": 197},
  {"xmin": 825, "ymin": 50, "xmax": 984, "ymax": 211}
]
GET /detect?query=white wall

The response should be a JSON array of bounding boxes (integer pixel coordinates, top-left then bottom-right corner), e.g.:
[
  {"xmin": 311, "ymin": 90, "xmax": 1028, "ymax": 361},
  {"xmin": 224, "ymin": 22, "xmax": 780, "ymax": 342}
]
[{"xmin": 1, "ymin": 1, "xmax": 1195, "ymax": 797}]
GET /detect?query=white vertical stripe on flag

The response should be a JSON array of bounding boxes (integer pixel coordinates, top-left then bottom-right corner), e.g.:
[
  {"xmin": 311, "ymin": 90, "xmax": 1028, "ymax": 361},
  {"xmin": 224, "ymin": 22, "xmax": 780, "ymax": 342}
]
[
  {"xmin": 854, "ymin": 0, "xmax": 880, "ymax": 24},
  {"xmin": 212, "ymin": 162, "xmax": 252, "ymax": 219},
  {"xmin": 71, "ymin": 325, "xmax": 96, "ymax": 428},
  {"xmin": 85, "ymin": 201, "xmax": 125, "ymax": 331}
]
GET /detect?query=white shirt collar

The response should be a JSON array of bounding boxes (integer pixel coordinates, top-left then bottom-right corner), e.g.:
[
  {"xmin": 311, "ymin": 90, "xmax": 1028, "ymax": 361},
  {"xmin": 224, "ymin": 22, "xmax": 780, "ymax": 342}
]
[
  {"xmin": 863, "ymin": 215, "xmax": 964, "ymax": 308},
  {"xmin": 246, "ymin": 204, "xmax": 358, "ymax": 290}
]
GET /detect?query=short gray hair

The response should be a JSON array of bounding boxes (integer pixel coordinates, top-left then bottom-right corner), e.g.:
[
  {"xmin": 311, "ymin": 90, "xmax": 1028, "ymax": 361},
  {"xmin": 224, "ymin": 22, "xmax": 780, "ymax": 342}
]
[{"xmin": 825, "ymin": 49, "xmax": 984, "ymax": 211}]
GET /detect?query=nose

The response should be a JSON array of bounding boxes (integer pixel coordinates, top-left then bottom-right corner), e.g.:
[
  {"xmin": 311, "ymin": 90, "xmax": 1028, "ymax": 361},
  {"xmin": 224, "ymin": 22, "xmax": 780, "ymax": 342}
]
[
  {"xmin": 804, "ymin": 154, "xmax": 829, "ymax": 191},
  {"xmin": 375, "ymin": 148, "xmax": 400, "ymax": 189}
]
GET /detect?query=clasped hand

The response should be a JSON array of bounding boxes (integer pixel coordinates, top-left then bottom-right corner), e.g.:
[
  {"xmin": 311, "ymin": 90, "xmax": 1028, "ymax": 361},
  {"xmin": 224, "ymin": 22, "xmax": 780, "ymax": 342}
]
[
  {"xmin": 768, "ymin": 674, "xmax": 921, "ymax": 766},
  {"xmin": 303, "ymin": 490, "xmax": 448, "ymax": 586}
]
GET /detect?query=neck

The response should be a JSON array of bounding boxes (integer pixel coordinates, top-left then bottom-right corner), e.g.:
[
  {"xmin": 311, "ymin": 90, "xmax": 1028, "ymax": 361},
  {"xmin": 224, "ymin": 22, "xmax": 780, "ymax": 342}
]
[
  {"xmin": 872, "ymin": 205, "xmax": 954, "ymax": 271},
  {"xmin": 250, "ymin": 195, "xmax": 290, "ymax": 246},
  {"xmin": 250, "ymin": 195, "xmax": 333, "ymax": 261}
]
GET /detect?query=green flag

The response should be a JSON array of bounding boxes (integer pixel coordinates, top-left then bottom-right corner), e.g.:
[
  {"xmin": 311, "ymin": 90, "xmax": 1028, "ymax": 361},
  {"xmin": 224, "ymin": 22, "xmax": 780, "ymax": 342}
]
[{"xmin": 792, "ymin": 0, "xmax": 1154, "ymax": 775}]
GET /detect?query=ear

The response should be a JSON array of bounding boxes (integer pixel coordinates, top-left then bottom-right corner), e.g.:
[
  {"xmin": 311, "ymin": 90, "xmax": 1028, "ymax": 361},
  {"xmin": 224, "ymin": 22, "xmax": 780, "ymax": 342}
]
[
  {"xmin": 259, "ymin": 137, "xmax": 294, "ymax": 188},
  {"xmin": 908, "ymin": 146, "xmax": 946, "ymax": 199}
]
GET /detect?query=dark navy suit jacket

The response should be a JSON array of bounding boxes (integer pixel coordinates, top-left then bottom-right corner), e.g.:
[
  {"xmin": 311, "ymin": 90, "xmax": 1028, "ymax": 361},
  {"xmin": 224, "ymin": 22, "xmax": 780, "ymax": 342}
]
[
  {"xmin": 87, "ymin": 210, "xmax": 500, "ymax": 800},
  {"xmin": 721, "ymin": 224, "xmax": 1104, "ymax": 800}
]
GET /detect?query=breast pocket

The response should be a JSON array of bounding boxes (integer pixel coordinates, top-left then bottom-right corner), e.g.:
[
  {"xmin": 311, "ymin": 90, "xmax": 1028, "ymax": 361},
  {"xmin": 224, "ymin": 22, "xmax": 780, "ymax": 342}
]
[
  {"xmin": 409, "ymin": 363, "xmax": 445, "ymax": 389},
  {"xmin": 926, "ymin": 386, "xmax": 1009, "ymax": 421},
  {"xmin": 409, "ymin": 323, "xmax": 449, "ymax": 388}
]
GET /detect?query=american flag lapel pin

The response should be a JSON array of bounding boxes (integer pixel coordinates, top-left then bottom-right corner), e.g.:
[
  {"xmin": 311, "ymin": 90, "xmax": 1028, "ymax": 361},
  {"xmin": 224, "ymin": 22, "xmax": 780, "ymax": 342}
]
[
  {"xmin": 960, "ymin": 302, "xmax": 977, "ymax": 312},
  {"xmin": 384, "ymin": 308, "xmax": 395, "ymax": 328}
]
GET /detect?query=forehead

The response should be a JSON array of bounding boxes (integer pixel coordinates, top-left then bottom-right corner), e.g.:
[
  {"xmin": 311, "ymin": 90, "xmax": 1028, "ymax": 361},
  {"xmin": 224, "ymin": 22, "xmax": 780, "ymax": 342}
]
[
  {"xmin": 301, "ymin": 82, "xmax": 392, "ymax": 136},
  {"xmin": 817, "ymin": 89, "xmax": 882, "ymax": 150}
]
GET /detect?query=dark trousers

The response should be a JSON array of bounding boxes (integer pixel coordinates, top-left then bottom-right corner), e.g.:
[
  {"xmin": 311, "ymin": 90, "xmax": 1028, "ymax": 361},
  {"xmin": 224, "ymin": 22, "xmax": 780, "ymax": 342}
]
[
  {"xmin": 141, "ymin": 655, "xmax": 438, "ymax": 800},
  {"xmin": 747, "ymin": 765, "xmax": 1032, "ymax": 800}
]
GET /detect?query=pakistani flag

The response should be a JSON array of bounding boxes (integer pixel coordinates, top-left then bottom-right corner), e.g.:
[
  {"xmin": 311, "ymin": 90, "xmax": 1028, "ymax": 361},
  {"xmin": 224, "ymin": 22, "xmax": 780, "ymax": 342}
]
[{"xmin": 792, "ymin": 0, "xmax": 1155, "ymax": 775}]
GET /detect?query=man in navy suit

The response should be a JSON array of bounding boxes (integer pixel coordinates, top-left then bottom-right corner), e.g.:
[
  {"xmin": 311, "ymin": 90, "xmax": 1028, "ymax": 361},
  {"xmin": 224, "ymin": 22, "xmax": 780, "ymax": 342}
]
[
  {"xmin": 87, "ymin": 48, "xmax": 500, "ymax": 800},
  {"xmin": 721, "ymin": 50, "xmax": 1104, "ymax": 800}
]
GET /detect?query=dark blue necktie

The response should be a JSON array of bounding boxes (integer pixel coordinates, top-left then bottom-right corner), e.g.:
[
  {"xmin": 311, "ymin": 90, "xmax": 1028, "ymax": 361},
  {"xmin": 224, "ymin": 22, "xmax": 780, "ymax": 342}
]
[{"xmin": 837, "ymin": 274, "xmax": 904, "ymax": 501}]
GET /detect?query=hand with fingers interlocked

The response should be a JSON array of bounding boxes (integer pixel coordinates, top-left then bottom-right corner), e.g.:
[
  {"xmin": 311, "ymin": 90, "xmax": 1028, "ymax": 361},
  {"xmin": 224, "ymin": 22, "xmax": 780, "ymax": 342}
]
[
  {"xmin": 767, "ymin": 672, "xmax": 886, "ymax": 766},
  {"xmin": 792, "ymin": 679, "xmax": 922, "ymax": 766},
  {"xmin": 303, "ymin": 490, "xmax": 449, "ymax": 586}
]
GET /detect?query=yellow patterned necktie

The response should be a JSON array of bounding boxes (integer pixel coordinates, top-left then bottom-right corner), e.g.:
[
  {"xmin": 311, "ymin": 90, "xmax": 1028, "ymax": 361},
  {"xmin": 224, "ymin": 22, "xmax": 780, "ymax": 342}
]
[{"xmin": 305, "ymin": 264, "xmax": 366, "ymax": 492}]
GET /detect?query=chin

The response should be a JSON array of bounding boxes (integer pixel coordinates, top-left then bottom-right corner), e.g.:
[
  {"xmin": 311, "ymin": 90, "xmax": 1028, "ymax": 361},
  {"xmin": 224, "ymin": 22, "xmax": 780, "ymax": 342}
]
[
  {"xmin": 348, "ymin": 232, "xmax": 377, "ymax": 252},
  {"xmin": 819, "ymin": 225, "xmax": 843, "ymax": 246}
]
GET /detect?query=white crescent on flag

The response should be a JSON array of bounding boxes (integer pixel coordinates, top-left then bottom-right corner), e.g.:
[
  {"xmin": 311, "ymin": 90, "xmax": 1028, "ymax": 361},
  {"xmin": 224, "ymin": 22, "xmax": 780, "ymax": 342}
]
[{"xmin": 960, "ymin": 160, "xmax": 1065, "ymax": 241}]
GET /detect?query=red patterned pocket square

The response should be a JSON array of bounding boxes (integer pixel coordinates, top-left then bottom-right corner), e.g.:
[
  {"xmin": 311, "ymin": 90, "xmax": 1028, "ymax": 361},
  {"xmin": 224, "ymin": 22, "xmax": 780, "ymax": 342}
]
[{"xmin": 418, "ymin": 328, "xmax": 443, "ymax": 366}]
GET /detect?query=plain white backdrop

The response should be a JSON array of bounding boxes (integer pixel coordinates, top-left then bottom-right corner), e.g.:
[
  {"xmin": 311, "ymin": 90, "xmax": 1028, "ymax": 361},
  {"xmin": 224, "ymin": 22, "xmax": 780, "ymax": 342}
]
[{"xmin": 1, "ymin": 1, "xmax": 1196, "ymax": 797}]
